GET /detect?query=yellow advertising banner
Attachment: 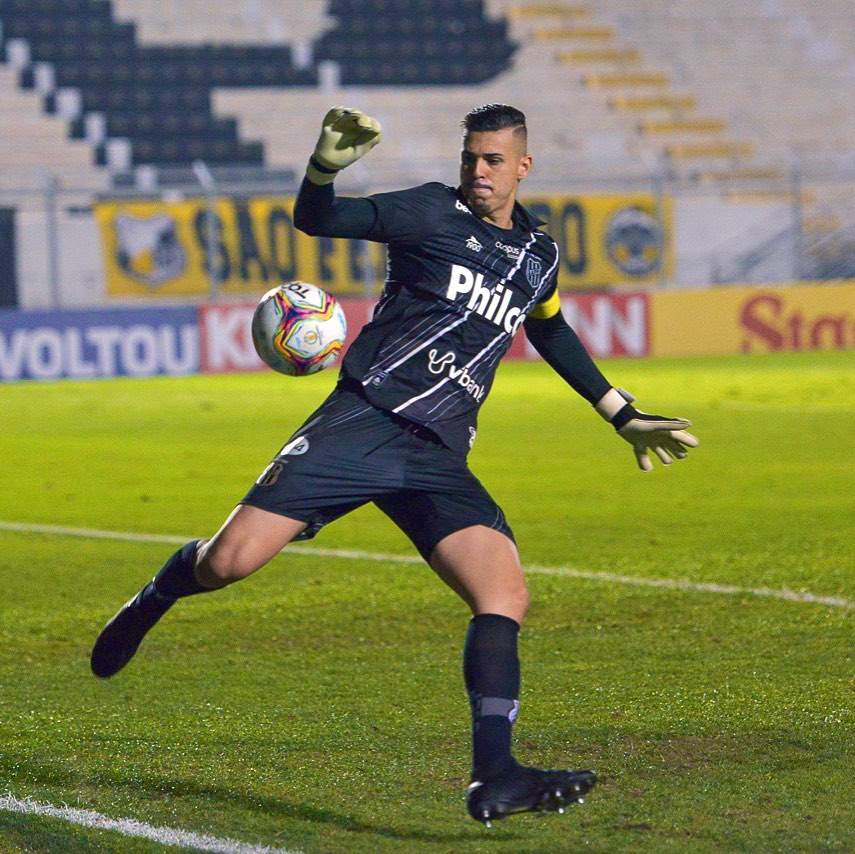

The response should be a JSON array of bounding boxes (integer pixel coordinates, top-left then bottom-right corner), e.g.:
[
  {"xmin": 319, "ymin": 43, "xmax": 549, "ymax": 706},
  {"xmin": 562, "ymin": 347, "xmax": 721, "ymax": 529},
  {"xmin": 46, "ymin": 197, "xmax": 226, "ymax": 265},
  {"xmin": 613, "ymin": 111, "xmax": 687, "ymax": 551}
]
[
  {"xmin": 524, "ymin": 193, "xmax": 672, "ymax": 289},
  {"xmin": 95, "ymin": 191, "xmax": 672, "ymax": 298},
  {"xmin": 650, "ymin": 281, "xmax": 855, "ymax": 356},
  {"xmin": 94, "ymin": 196, "xmax": 385, "ymax": 298}
]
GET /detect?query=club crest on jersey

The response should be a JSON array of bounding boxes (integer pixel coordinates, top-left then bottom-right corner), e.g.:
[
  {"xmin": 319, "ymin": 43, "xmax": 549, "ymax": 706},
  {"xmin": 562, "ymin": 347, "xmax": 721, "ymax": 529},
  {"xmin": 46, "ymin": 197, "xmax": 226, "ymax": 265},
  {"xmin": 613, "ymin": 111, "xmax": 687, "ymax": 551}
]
[
  {"xmin": 466, "ymin": 235, "xmax": 483, "ymax": 253},
  {"xmin": 446, "ymin": 264, "xmax": 526, "ymax": 334},
  {"xmin": 525, "ymin": 257, "xmax": 542, "ymax": 288}
]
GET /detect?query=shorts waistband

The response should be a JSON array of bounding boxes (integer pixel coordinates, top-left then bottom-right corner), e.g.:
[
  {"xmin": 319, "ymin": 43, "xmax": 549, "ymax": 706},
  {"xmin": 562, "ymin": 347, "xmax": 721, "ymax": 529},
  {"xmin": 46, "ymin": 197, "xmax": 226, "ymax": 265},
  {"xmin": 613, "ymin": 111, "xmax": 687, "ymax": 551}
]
[{"xmin": 337, "ymin": 377, "xmax": 445, "ymax": 447}]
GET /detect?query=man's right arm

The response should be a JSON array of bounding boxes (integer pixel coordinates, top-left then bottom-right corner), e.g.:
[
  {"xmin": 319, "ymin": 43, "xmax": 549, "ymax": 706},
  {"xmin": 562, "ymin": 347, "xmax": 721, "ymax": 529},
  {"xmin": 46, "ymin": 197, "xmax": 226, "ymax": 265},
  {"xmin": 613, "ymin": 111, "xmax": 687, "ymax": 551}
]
[
  {"xmin": 293, "ymin": 105, "xmax": 383, "ymax": 240},
  {"xmin": 293, "ymin": 177, "xmax": 379, "ymax": 240},
  {"xmin": 294, "ymin": 106, "xmax": 439, "ymax": 245}
]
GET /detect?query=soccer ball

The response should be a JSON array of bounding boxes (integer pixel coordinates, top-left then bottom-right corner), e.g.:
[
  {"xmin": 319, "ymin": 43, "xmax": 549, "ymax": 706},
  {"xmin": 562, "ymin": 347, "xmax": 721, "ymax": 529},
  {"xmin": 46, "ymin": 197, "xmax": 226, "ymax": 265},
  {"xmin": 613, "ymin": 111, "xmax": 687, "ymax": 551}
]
[{"xmin": 251, "ymin": 282, "xmax": 347, "ymax": 376}]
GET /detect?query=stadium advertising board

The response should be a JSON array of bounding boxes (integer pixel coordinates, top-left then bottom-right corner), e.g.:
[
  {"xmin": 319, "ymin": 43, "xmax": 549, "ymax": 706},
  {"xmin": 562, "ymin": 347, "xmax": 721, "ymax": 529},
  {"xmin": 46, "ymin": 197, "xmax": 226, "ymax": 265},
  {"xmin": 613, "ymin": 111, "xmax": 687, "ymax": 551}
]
[
  {"xmin": 94, "ymin": 197, "xmax": 384, "ymax": 298},
  {"xmin": 0, "ymin": 293, "xmax": 649, "ymax": 382},
  {"xmin": 520, "ymin": 292, "xmax": 649, "ymax": 359},
  {"xmin": 0, "ymin": 306, "xmax": 199, "ymax": 381},
  {"xmin": 650, "ymin": 281, "xmax": 855, "ymax": 356},
  {"xmin": 198, "ymin": 293, "xmax": 649, "ymax": 373},
  {"xmin": 523, "ymin": 193, "xmax": 672, "ymax": 289},
  {"xmin": 94, "ymin": 193, "xmax": 672, "ymax": 298},
  {"xmin": 8, "ymin": 280, "xmax": 847, "ymax": 383}
]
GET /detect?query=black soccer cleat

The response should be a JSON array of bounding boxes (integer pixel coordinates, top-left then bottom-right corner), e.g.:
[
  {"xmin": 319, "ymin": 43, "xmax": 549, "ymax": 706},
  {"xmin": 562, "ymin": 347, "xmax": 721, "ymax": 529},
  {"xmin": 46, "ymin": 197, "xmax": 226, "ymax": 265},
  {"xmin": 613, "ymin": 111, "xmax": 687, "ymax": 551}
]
[
  {"xmin": 90, "ymin": 583, "xmax": 174, "ymax": 678},
  {"xmin": 466, "ymin": 764, "xmax": 597, "ymax": 827}
]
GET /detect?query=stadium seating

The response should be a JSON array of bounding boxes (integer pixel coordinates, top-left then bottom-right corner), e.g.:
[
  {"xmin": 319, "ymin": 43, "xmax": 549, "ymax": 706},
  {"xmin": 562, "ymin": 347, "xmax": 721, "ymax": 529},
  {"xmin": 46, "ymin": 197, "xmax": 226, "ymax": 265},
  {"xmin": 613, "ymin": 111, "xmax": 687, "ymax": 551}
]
[
  {"xmin": 0, "ymin": 63, "xmax": 106, "ymax": 190},
  {"xmin": 0, "ymin": 0, "xmax": 852, "ymax": 184},
  {"xmin": 0, "ymin": 0, "xmax": 318, "ymax": 168},
  {"xmin": 0, "ymin": 0, "xmax": 515, "ymax": 172}
]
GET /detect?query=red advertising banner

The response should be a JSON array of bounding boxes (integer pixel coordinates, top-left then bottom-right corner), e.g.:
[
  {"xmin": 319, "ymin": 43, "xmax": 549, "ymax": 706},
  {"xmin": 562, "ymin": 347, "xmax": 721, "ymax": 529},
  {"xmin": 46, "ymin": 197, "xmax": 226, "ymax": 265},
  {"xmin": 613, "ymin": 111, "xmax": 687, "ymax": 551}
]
[
  {"xmin": 518, "ymin": 292, "xmax": 650, "ymax": 359},
  {"xmin": 199, "ymin": 291, "xmax": 649, "ymax": 375},
  {"xmin": 198, "ymin": 298, "xmax": 375, "ymax": 374}
]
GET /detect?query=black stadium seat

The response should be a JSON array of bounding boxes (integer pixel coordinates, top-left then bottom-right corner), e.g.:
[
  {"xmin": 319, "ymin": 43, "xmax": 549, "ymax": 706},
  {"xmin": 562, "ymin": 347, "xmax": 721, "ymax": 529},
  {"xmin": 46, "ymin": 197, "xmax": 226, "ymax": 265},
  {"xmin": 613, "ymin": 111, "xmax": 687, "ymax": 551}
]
[{"xmin": 0, "ymin": 0, "xmax": 515, "ymax": 168}]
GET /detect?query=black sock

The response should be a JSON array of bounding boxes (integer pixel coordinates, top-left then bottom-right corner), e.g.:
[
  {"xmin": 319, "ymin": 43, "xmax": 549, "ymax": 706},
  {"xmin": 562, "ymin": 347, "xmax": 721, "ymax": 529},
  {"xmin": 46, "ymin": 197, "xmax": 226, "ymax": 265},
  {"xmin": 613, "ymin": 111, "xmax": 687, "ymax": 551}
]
[
  {"xmin": 463, "ymin": 613, "xmax": 521, "ymax": 781},
  {"xmin": 138, "ymin": 540, "xmax": 209, "ymax": 609}
]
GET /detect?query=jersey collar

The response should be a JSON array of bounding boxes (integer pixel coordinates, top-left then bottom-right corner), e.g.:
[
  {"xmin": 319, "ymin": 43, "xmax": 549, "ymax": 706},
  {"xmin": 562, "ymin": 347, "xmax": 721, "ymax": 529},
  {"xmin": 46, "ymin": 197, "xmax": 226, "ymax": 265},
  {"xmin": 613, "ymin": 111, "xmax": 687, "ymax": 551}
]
[{"xmin": 454, "ymin": 187, "xmax": 546, "ymax": 232}]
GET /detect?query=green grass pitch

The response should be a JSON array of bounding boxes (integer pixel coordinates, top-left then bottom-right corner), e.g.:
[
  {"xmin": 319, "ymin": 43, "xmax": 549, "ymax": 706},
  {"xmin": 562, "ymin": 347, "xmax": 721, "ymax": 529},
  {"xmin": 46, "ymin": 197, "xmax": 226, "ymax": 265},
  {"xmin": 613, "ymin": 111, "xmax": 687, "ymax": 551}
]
[{"xmin": 0, "ymin": 351, "xmax": 852, "ymax": 853}]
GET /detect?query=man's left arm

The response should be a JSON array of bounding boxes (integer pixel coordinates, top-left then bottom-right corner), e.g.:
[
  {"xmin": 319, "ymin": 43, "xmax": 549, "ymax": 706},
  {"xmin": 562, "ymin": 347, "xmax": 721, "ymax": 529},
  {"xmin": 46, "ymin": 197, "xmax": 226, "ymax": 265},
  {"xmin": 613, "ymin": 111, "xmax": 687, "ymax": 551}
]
[{"xmin": 524, "ymin": 286, "xmax": 699, "ymax": 471}]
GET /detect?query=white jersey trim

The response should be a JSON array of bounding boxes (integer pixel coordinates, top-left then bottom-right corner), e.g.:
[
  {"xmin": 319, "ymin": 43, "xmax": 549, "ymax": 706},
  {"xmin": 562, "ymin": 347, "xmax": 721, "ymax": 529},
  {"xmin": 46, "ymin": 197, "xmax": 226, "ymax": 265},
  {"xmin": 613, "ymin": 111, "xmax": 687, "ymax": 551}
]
[{"xmin": 391, "ymin": 231, "xmax": 539, "ymax": 415}]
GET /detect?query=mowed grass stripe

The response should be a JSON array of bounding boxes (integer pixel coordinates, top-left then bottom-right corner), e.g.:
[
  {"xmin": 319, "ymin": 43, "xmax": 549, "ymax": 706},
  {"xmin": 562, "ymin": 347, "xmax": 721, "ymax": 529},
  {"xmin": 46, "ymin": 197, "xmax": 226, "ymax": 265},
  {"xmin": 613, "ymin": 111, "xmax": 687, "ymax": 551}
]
[
  {"xmin": 1, "ymin": 519, "xmax": 850, "ymax": 609},
  {"xmin": 0, "ymin": 794, "xmax": 299, "ymax": 853}
]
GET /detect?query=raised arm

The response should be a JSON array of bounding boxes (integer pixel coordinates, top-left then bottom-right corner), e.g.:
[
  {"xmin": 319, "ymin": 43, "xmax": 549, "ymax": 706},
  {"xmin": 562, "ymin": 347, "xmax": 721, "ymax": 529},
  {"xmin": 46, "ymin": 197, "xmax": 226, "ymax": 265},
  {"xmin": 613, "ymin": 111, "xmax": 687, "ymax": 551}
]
[{"xmin": 293, "ymin": 106, "xmax": 382, "ymax": 239}]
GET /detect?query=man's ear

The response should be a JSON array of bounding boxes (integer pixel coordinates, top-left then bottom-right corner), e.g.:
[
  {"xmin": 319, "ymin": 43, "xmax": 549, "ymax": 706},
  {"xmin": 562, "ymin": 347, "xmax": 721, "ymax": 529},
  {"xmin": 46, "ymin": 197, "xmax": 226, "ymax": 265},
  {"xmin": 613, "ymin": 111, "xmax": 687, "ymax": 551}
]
[{"xmin": 517, "ymin": 154, "xmax": 533, "ymax": 182}]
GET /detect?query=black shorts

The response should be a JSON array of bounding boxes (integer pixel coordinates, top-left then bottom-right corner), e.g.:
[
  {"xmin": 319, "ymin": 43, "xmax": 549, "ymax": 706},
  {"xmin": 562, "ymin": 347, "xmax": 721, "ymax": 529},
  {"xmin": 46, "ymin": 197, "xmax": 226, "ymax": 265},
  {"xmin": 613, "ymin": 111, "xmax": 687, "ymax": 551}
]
[{"xmin": 241, "ymin": 386, "xmax": 514, "ymax": 561}]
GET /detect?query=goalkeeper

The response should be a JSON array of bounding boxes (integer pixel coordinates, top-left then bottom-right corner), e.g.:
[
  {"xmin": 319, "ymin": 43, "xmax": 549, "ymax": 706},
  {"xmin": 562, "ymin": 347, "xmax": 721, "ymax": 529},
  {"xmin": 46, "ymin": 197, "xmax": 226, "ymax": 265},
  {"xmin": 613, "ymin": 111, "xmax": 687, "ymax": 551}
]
[{"xmin": 91, "ymin": 105, "xmax": 698, "ymax": 826}]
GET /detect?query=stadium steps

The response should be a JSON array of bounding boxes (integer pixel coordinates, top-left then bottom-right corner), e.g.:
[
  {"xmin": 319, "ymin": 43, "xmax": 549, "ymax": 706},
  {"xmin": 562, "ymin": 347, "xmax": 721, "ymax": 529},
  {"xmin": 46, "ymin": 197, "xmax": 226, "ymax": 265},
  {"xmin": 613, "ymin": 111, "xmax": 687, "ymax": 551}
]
[
  {"xmin": 0, "ymin": 0, "xmax": 281, "ymax": 171},
  {"xmin": 0, "ymin": 64, "xmax": 107, "ymax": 191},
  {"xmin": 498, "ymin": 0, "xmax": 761, "ymax": 176},
  {"xmin": 592, "ymin": 0, "xmax": 855, "ymax": 165},
  {"xmin": 106, "ymin": 0, "xmax": 637, "ymax": 180}
]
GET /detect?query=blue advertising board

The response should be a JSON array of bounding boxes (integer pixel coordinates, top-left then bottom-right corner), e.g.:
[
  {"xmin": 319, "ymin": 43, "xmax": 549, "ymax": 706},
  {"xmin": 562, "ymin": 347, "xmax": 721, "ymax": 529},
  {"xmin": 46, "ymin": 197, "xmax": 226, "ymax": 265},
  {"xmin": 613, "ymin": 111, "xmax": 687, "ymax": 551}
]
[{"xmin": 0, "ymin": 306, "xmax": 200, "ymax": 381}]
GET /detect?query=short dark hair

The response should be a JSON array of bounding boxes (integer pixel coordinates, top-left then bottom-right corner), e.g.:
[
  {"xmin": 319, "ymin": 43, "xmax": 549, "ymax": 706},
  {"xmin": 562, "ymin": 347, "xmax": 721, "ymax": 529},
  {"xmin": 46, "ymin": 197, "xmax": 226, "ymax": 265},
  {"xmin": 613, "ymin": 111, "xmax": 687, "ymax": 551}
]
[{"xmin": 462, "ymin": 104, "xmax": 527, "ymax": 139}]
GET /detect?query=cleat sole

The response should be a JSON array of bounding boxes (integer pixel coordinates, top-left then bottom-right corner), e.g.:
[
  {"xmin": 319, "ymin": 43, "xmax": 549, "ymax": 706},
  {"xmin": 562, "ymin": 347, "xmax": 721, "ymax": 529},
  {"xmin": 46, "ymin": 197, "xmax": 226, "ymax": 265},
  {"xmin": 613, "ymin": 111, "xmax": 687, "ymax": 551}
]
[{"xmin": 467, "ymin": 767, "xmax": 596, "ymax": 825}]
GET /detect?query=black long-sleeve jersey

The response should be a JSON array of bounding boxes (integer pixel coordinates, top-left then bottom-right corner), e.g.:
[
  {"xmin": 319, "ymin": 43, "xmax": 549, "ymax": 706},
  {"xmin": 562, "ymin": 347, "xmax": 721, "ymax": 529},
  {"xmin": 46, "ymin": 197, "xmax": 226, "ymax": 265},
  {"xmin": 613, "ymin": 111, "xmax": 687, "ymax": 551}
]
[{"xmin": 295, "ymin": 178, "xmax": 610, "ymax": 454}]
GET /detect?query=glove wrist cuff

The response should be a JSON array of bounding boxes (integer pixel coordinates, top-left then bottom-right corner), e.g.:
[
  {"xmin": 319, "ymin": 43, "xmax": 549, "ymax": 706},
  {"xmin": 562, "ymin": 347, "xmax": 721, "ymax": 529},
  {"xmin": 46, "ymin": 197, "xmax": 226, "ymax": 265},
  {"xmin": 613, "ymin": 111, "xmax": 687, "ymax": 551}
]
[
  {"xmin": 310, "ymin": 154, "xmax": 339, "ymax": 174},
  {"xmin": 610, "ymin": 404, "xmax": 638, "ymax": 432},
  {"xmin": 306, "ymin": 156, "xmax": 338, "ymax": 186}
]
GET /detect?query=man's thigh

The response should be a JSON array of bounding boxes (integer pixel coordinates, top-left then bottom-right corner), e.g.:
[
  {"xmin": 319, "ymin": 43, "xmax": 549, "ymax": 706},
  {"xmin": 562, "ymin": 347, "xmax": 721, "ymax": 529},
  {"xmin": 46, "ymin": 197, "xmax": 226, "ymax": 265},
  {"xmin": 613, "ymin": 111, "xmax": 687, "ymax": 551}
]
[
  {"xmin": 374, "ymin": 463, "xmax": 515, "ymax": 563},
  {"xmin": 196, "ymin": 503, "xmax": 309, "ymax": 584},
  {"xmin": 428, "ymin": 524, "xmax": 528, "ymax": 621}
]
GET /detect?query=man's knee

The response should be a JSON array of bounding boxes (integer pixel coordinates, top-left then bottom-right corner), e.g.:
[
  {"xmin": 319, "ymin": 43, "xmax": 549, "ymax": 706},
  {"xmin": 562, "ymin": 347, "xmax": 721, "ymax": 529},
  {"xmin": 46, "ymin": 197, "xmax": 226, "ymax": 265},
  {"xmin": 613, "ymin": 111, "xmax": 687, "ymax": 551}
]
[
  {"xmin": 195, "ymin": 539, "xmax": 261, "ymax": 587},
  {"xmin": 514, "ymin": 584, "xmax": 531, "ymax": 621},
  {"xmin": 495, "ymin": 582, "xmax": 530, "ymax": 623},
  {"xmin": 473, "ymin": 578, "xmax": 530, "ymax": 624}
]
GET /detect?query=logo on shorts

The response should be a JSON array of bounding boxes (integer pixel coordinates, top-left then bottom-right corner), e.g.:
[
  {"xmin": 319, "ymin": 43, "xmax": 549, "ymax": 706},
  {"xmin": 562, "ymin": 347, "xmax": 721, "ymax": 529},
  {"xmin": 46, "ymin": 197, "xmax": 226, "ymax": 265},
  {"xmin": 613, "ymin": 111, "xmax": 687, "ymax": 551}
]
[
  {"xmin": 466, "ymin": 235, "xmax": 483, "ymax": 253},
  {"xmin": 367, "ymin": 370, "xmax": 388, "ymax": 387},
  {"xmin": 278, "ymin": 435, "xmax": 310, "ymax": 457},
  {"xmin": 468, "ymin": 426, "xmax": 477, "ymax": 448},
  {"xmin": 256, "ymin": 462, "xmax": 283, "ymax": 486}
]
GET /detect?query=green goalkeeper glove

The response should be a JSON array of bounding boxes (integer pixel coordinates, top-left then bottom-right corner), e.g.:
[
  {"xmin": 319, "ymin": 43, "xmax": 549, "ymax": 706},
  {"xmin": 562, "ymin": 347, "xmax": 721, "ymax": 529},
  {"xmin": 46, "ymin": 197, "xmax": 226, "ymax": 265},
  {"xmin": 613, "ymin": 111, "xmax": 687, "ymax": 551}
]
[
  {"xmin": 595, "ymin": 388, "xmax": 699, "ymax": 472},
  {"xmin": 306, "ymin": 106, "xmax": 382, "ymax": 185}
]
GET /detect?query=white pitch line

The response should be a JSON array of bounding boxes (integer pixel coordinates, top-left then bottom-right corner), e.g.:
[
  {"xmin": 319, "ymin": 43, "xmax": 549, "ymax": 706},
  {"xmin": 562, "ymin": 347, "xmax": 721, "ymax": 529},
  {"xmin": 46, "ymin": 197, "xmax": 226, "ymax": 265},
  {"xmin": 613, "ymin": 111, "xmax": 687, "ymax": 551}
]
[
  {"xmin": 0, "ymin": 794, "xmax": 299, "ymax": 854},
  {"xmin": 0, "ymin": 519, "xmax": 851, "ymax": 610}
]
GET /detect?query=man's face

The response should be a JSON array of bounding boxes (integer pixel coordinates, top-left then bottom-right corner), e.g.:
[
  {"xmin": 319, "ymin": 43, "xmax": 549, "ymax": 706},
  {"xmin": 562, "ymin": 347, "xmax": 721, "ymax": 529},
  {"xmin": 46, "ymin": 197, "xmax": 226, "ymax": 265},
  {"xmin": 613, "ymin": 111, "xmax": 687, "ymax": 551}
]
[{"xmin": 459, "ymin": 128, "xmax": 532, "ymax": 220}]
